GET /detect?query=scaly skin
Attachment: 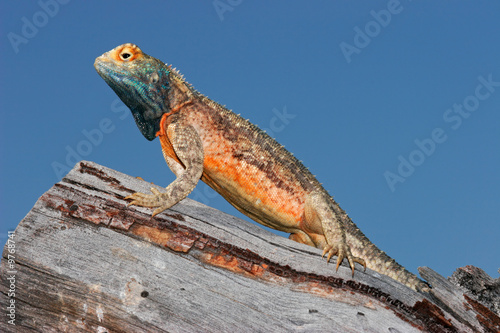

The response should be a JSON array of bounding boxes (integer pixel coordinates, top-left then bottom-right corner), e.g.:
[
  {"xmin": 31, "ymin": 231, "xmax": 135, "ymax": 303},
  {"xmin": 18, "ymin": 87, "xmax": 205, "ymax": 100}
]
[{"xmin": 94, "ymin": 44, "xmax": 429, "ymax": 291}]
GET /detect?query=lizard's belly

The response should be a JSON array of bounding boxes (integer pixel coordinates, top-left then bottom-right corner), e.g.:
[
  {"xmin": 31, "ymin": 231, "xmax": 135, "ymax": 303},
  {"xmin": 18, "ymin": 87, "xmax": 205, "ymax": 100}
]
[{"xmin": 200, "ymin": 152, "xmax": 307, "ymax": 233}]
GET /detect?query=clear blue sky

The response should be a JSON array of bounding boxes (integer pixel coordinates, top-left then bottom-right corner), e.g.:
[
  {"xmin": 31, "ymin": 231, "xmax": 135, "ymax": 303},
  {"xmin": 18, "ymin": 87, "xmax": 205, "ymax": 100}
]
[{"xmin": 1, "ymin": 1, "xmax": 499, "ymax": 279}]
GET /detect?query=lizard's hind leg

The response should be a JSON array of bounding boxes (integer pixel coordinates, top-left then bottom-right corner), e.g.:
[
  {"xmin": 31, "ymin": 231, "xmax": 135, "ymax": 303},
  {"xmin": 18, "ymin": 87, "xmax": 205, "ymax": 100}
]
[
  {"xmin": 289, "ymin": 231, "xmax": 317, "ymax": 247},
  {"xmin": 305, "ymin": 192, "xmax": 366, "ymax": 276}
]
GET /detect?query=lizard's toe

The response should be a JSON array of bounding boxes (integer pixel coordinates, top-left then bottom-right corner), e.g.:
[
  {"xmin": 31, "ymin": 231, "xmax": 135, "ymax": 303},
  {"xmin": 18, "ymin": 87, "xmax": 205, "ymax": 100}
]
[
  {"xmin": 335, "ymin": 246, "xmax": 347, "ymax": 272},
  {"xmin": 344, "ymin": 251, "xmax": 366, "ymax": 277},
  {"xmin": 322, "ymin": 243, "xmax": 366, "ymax": 277},
  {"xmin": 321, "ymin": 245, "xmax": 337, "ymax": 263},
  {"xmin": 150, "ymin": 187, "xmax": 161, "ymax": 195},
  {"xmin": 152, "ymin": 205, "xmax": 170, "ymax": 216},
  {"xmin": 354, "ymin": 257, "xmax": 366, "ymax": 272},
  {"xmin": 125, "ymin": 188, "xmax": 167, "ymax": 210},
  {"xmin": 345, "ymin": 253, "xmax": 366, "ymax": 277}
]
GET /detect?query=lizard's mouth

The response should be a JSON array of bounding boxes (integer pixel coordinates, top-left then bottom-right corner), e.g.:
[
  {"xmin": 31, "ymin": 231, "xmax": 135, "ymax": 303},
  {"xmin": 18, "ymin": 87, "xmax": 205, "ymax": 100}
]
[
  {"xmin": 94, "ymin": 55, "xmax": 116, "ymax": 76},
  {"xmin": 94, "ymin": 58, "xmax": 162, "ymax": 141}
]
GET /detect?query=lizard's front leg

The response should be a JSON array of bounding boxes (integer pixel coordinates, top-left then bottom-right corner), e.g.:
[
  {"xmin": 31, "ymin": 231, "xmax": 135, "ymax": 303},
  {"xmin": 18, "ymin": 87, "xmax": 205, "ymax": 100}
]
[
  {"xmin": 126, "ymin": 122, "xmax": 204, "ymax": 216},
  {"xmin": 305, "ymin": 192, "xmax": 366, "ymax": 276}
]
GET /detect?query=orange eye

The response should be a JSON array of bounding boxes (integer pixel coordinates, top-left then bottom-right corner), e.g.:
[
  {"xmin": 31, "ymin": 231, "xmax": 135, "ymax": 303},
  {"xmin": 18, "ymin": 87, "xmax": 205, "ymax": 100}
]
[{"xmin": 112, "ymin": 44, "xmax": 142, "ymax": 62}]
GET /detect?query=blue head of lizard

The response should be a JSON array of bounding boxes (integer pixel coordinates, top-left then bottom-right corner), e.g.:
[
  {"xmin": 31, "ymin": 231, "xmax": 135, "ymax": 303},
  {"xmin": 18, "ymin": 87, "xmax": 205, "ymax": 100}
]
[{"xmin": 94, "ymin": 44, "xmax": 171, "ymax": 141}]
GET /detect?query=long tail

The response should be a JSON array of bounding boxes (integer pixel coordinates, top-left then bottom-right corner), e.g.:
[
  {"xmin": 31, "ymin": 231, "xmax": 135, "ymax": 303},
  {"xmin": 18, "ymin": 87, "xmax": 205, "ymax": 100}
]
[{"xmin": 342, "ymin": 212, "xmax": 430, "ymax": 292}]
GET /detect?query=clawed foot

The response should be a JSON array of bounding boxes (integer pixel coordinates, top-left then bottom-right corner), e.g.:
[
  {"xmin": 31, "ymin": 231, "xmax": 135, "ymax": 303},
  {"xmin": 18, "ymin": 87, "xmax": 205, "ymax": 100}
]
[
  {"xmin": 322, "ymin": 244, "xmax": 366, "ymax": 277},
  {"xmin": 125, "ymin": 188, "xmax": 169, "ymax": 216}
]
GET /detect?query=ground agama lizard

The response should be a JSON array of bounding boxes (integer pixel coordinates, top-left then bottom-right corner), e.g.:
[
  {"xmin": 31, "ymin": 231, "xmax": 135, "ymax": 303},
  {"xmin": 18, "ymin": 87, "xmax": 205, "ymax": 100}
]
[{"xmin": 94, "ymin": 43, "xmax": 429, "ymax": 291}]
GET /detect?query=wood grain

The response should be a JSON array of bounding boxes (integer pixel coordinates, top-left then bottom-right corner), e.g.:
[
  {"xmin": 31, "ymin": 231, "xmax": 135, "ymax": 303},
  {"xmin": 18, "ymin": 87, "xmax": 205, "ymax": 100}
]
[{"xmin": 1, "ymin": 161, "xmax": 498, "ymax": 332}]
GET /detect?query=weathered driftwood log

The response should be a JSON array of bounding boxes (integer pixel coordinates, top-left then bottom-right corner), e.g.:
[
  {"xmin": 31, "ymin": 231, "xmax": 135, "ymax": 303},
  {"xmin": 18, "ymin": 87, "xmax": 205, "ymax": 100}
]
[
  {"xmin": 449, "ymin": 266, "xmax": 500, "ymax": 317},
  {"xmin": 1, "ymin": 161, "xmax": 499, "ymax": 332}
]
